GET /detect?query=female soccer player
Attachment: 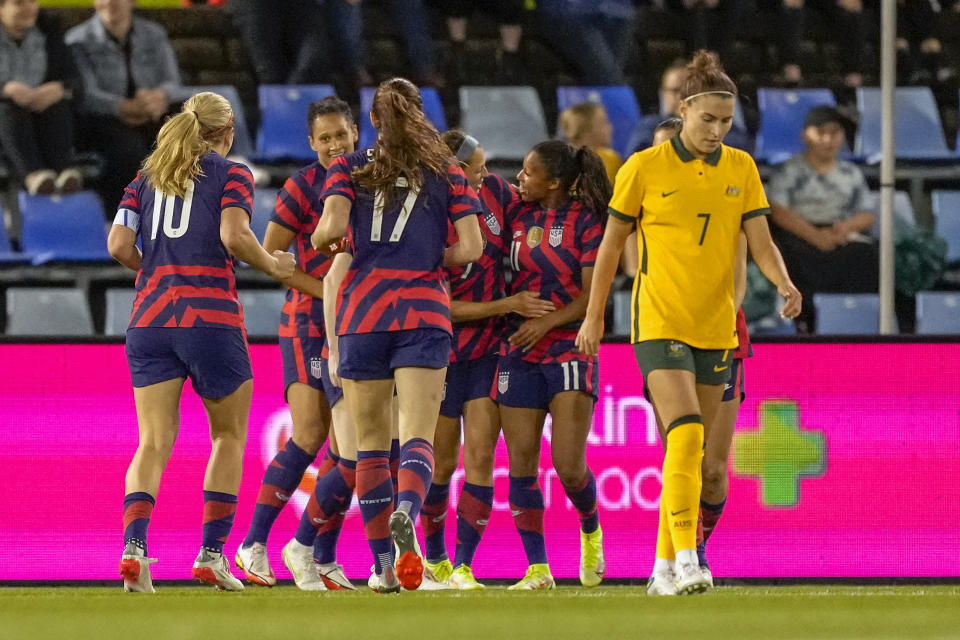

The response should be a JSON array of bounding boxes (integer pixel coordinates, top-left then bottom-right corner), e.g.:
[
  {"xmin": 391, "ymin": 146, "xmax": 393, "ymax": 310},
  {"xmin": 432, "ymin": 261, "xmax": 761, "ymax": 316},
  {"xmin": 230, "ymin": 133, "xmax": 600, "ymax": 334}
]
[
  {"xmin": 497, "ymin": 140, "xmax": 611, "ymax": 590},
  {"xmin": 311, "ymin": 77, "xmax": 483, "ymax": 593},
  {"xmin": 235, "ymin": 96, "xmax": 358, "ymax": 590},
  {"xmin": 576, "ymin": 51, "xmax": 801, "ymax": 596},
  {"xmin": 107, "ymin": 91, "xmax": 296, "ymax": 593},
  {"xmin": 419, "ymin": 130, "xmax": 553, "ymax": 590}
]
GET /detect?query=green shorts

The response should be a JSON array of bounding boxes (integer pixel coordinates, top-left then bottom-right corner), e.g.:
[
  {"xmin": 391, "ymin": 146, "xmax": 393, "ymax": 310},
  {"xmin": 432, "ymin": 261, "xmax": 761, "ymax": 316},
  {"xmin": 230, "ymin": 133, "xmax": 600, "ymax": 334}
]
[{"xmin": 633, "ymin": 339, "xmax": 732, "ymax": 386}]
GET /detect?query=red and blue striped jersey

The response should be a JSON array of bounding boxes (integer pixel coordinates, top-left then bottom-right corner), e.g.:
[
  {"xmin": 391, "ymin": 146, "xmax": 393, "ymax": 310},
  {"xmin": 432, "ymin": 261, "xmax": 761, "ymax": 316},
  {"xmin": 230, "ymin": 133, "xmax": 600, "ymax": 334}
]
[
  {"xmin": 445, "ymin": 173, "xmax": 515, "ymax": 362},
  {"xmin": 118, "ymin": 152, "xmax": 254, "ymax": 330},
  {"xmin": 269, "ymin": 161, "xmax": 331, "ymax": 338},
  {"xmin": 503, "ymin": 199, "xmax": 604, "ymax": 363},
  {"xmin": 321, "ymin": 150, "xmax": 482, "ymax": 336}
]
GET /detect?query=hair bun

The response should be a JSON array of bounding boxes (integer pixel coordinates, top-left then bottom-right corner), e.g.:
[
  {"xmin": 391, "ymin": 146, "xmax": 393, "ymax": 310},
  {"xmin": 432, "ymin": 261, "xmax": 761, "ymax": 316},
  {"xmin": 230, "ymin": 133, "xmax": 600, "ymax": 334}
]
[{"xmin": 689, "ymin": 50, "xmax": 723, "ymax": 73}]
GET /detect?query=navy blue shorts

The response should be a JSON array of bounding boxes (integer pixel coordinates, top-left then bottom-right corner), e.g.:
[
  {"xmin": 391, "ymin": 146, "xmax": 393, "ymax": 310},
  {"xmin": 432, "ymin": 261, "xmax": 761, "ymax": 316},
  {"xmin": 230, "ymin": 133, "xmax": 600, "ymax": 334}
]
[
  {"xmin": 279, "ymin": 336, "xmax": 325, "ymax": 394},
  {"xmin": 494, "ymin": 352, "xmax": 599, "ymax": 410},
  {"xmin": 126, "ymin": 327, "xmax": 252, "ymax": 399},
  {"xmin": 338, "ymin": 328, "xmax": 451, "ymax": 380},
  {"xmin": 722, "ymin": 358, "xmax": 745, "ymax": 402},
  {"xmin": 439, "ymin": 354, "xmax": 499, "ymax": 418},
  {"xmin": 319, "ymin": 356, "xmax": 344, "ymax": 407}
]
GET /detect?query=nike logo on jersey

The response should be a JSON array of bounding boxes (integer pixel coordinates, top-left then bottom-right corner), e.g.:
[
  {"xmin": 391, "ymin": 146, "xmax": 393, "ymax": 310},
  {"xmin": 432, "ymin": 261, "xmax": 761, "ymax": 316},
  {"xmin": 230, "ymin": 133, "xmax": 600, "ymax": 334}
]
[
  {"xmin": 476, "ymin": 519, "xmax": 489, "ymax": 526},
  {"xmin": 275, "ymin": 492, "xmax": 290, "ymax": 502},
  {"xmin": 713, "ymin": 365, "xmax": 728, "ymax": 372},
  {"xmin": 511, "ymin": 509, "xmax": 522, "ymax": 517},
  {"xmin": 312, "ymin": 517, "xmax": 330, "ymax": 525},
  {"xmin": 432, "ymin": 513, "xmax": 448, "ymax": 523},
  {"xmin": 662, "ymin": 190, "xmax": 678, "ymax": 197}
]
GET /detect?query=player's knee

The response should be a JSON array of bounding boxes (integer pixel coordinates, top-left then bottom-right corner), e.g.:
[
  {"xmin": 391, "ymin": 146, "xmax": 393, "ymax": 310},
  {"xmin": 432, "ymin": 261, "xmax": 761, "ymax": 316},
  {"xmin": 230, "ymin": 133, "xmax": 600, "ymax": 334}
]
[
  {"xmin": 507, "ymin": 450, "xmax": 539, "ymax": 477},
  {"xmin": 464, "ymin": 448, "xmax": 495, "ymax": 476},
  {"xmin": 433, "ymin": 457, "xmax": 458, "ymax": 482},
  {"xmin": 555, "ymin": 462, "xmax": 587, "ymax": 489},
  {"xmin": 701, "ymin": 459, "xmax": 727, "ymax": 488},
  {"xmin": 138, "ymin": 431, "xmax": 177, "ymax": 459}
]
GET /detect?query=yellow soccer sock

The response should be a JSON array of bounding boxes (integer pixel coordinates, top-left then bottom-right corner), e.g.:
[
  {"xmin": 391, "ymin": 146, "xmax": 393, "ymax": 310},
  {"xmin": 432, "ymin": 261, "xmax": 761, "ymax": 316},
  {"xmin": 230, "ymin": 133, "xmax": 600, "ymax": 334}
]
[
  {"xmin": 654, "ymin": 488, "xmax": 675, "ymax": 562},
  {"xmin": 662, "ymin": 417, "xmax": 705, "ymax": 554}
]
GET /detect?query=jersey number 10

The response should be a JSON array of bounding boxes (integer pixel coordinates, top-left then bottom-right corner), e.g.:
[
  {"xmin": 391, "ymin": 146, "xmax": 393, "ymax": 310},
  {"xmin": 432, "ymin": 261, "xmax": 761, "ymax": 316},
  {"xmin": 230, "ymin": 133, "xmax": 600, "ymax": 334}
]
[{"xmin": 151, "ymin": 182, "xmax": 195, "ymax": 240}]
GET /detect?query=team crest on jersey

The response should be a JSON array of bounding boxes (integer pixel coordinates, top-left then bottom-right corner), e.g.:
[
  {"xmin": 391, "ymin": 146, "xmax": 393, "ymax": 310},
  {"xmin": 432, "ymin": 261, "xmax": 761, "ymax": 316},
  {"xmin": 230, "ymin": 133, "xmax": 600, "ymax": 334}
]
[
  {"xmin": 667, "ymin": 341, "xmax": 686, "ymax": 358},
  {"xmin": 498, "ymin": 371, "xmax": 510, "ymax": 394},
  {"xmin": 485, "ymin": 213, "xmax": 501, "ymax": 236},
  {"xmin": 526, "ymin": 227, "xmax": 543, "ymax": 248},
  {"xmin": 725, "ymin": 185, "xmax": 741, "ymax": 197},
  {"xmin": 310, "ymin": 357, "xmax": 323, "ymax": 380},
  {"xmin": 548, "ymin": 225, "xmax": 564, "ymax": 247}
]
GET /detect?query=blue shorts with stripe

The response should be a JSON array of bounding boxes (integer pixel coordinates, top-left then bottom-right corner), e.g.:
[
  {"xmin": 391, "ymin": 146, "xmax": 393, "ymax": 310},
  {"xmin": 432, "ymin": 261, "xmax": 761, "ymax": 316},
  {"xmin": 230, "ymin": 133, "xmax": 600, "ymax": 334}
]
[
  {"xmin": 494, "ymin": 352, "xmax": 599, "ymax": 410},
  {"xmin": 339, "ymin": 328, "xmax": 450, "ymax": 380},
  {"xmin": 279, "ymin": 336, "xmax": 325, "ymax": 394},
  {"xmin": 126, "ymin": 327, "xmax": 251, "ymax": 399},
  {"xmin": 439, "ymin": 354, "xmax": 498, "ymax": 418}
]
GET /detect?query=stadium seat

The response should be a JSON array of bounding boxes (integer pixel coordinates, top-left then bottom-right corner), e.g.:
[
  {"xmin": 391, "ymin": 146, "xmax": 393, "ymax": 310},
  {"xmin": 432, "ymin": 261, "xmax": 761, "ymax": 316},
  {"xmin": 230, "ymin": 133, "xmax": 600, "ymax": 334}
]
[
  {"xmin": 358, "ymin": 86, "xmax": 447, "ymax": 151},
  {"xmin": 238, "ymin": 289, "xmax": 285, "ymax": 337},
  {"xmin": 866, "ymin": 190, "xmax": 916, "ymax": 240},
  {"xmin": 250, "ymin": 188, "xmax": 279, "ymax": 243},
  {"xmin": 19, "ymin": 191, "xmax": 111, "ymax": 264},
  {"xmin": 5, "ymin": 287, "xmax": 94, "ymax": 336},
  {"xmin": 915, "ymin": 291, "xmax": 960, "ymax": 334},
  {"xmin": 255, "ymin": 85, "xmax": 336, "ymax": 163},
  {"xmin": 459, "ymin": 86, "xmax": 549, "ymax": 162},
  {"xmin": 104, "ymin": 288, "xmax": 136, "ymax": 336},
  {"xmin": 854, "ymin": 87, "xmax": 952, "ymax": 163},
  {"xmin": 556, "ymin": 86, "xmax": 642, "ymax": 159},
  {"xmin": 932, "ymin": 190, "xmax": 960, "ymax": 265},
  {"xmin": 0, "ymin": 202, "xmax": 29, "ymax": 264},
  {"xmin": 181, "ymin": 85, "xmax": 255, "ymax": 158},
  {"xmin": 754, "ymin": 88, "xmax": 838, "ymax": 164},
  {"xmin": 813, "ymin": 293, "xmax": 880, "ymax": 334},
  {"xmin": 611, "ymin": 290, "xmax": 632, "ymax": 337}
]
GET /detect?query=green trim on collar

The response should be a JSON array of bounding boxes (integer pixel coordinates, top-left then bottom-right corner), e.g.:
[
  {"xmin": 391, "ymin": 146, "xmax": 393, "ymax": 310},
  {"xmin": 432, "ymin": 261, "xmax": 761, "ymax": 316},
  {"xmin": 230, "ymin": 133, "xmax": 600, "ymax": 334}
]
[{"xmin": 670, "ymin": 134, "xmax": 723, "ymax": 166}]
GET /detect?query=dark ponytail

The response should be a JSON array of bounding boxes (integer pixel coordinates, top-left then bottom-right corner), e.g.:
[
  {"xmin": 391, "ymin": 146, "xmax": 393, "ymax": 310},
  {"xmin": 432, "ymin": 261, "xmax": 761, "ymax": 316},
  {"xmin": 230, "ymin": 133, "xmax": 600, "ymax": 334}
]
[
  {"xmin": 679, "ymin": 50, "xmax": 737, "ymax": 102},
  {"xmin": 531, "ymin": 140, "xmax": 611, "ymax": 222}
]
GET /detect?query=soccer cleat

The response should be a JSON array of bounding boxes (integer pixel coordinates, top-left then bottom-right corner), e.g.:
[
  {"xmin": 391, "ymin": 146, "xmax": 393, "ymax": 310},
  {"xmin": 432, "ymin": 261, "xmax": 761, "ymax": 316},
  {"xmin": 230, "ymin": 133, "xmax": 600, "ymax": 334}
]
[
  {"xmin": 424, "ymin": 558, "xmax": 453, "ymax": 584},
  {"xmin": 281, "ymin": 539, "xmax": 326, "ymax": 591},
  {"xmin": 449, "ymin": 564, "xmax": 485, "ymax": 590},
  {"xmin": 700, "ymin": 565, "xmax": 714, "ymax": 588},
  {"xmin": 389, "ymin": 510, "xmax": 423, "ymax": 590},
  {"xmin": 235, "ymin": 542, "xmax": 276, "ymax": 587},
  {"xmin": 119, "ymin": 544, "xmax": 157, "ymax": 593},
  {"xmin": 317, "ymin": 562, "xmax": 357, "ymax": 590},
  {"xmin": 646, "ymin": 568, "xmax": 678, "ymax": 596},
  {"xmin": 507, "ymin": 564, "xmax": 555, "ymax": 590},
  {"xmin": 192, "ymin": 548, "xmax": 244, "ymax": 591},
  {"xmin": 372, "ymin": 565, "xmax": 401, "ymax": 594},
  {"xmin": 579, "ymin": 525, "xmax": 605, "ymax": 588},
  {"xmin": 675, "ymin": 561, "xmax": 711, "ymax": 595}
]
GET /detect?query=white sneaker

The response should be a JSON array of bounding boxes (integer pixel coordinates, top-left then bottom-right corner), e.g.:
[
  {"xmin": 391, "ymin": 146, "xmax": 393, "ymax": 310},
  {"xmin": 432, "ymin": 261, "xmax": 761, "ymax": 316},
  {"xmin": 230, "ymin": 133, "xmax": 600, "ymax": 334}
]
[
  {"xmin": 192, "ymin": 548, "xmax": 244, "ymax": 591},
  {"xmin": 281, "ymin": 539, "xmax": 326, "ymax": 591},
  {"xmin": 372, "ymin": 565, "xmax": 401, "ymax": 594},
  {"xmin": 235, "ymin": 542, "xmax": 276, "ymax": 587},
  {"xmin": 700, "ymin": 565, "xmax": 714, "ymax": 588},
  {"xmin": 675, "ymin": 561, "xmax": 711, "ymax": 595},
  {"xmin": 646, "ymin": 568, "xmax": 678, "ymax": 596},
  {"xmin": 119, "ymin": 544, "xmax": 157, "ymax": 593},
  {"xmin": 317, "ymin": 562, "xmax": 357, "ymax": 590}
]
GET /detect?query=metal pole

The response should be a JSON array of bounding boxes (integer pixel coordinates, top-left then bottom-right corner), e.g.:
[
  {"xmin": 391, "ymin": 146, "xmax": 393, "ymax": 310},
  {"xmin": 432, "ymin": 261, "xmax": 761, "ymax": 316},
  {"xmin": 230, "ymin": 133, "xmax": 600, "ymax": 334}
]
[{"xmin": 879, "ymin": 0, "xmax": 897, "ymax": 334}]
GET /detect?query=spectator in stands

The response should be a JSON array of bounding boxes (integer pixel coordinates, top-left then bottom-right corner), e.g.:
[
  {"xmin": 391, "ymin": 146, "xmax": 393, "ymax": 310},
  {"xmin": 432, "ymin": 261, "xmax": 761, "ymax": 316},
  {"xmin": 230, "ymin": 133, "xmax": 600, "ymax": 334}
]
[
  {"xmin": 439, "ymin": 0, "xmax": 524, "ymax": 84},
  {"xmin": 527, "ymin": 0, "xmax": 636, "ymax": 86},
  {"xmin": 896, "ymin": 0, "xmax": 944, "ymax": 85},
  {"xmin": 768, "ymin": 105, "xmax": 877, "ymax": 332},
  {"xmin": 777, "ymin": 0, "xmax": 869, "ymax": 87},
  {"xmin": 664, "ymin": 0, "xmax": 748, "ymax": 65},
  {"xmin": 558, "ymin": 101, "xmax": 622, "ymax": 186},
  {"xmin": 66, "ymin": 0, "xmax": 183, "ymax": 214},
  {"xmin": 0, "ymin": 0, "xmax": 83, "ymax": 195},
  {"xmin": 627, "ymin": 60, "xmax": 751, "ymax": 152}
]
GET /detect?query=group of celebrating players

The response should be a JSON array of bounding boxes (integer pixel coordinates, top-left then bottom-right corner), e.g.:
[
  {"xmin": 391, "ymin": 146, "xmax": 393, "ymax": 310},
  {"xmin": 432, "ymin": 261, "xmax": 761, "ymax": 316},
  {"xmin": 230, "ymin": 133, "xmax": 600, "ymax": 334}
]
[{"xmin": 108, "ymin": 50, "xmax": 801, "ymax": 596}]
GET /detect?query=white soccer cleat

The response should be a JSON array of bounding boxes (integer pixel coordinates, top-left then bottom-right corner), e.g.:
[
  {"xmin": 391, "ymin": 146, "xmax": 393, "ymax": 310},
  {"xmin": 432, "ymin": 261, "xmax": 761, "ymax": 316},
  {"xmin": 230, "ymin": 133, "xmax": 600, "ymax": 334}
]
[
  {"xmin": 119, "ymin": 544, "xmax": 157, "ymax": 593},
  {"xmin": 192, "ymin": 548, "xmax": 244, "ymax": 591},
  {"xmin": 317, "ymin": 562, "xmax": 357, "ymax": 590},
  {"xmin": 675, "ymin": 561, "xmax": 711, "ymax": 595},
  {"xmin": 646, "ymin": 568, "xmax": 678, "ymax": 596},
  {"xmin": 281, "ymin": 539, "xmax": 326, "ymax": 591},
  {"xmin": 700, "ymin": 565, "xmax": 714, "ymax": 588},
  {"xmin": 235, "ymin": 542, "xmax": 276, "ymax": 587},
  {"xmin": 372, "ymin": 565, "xmax": 401, "ymax": 594}
]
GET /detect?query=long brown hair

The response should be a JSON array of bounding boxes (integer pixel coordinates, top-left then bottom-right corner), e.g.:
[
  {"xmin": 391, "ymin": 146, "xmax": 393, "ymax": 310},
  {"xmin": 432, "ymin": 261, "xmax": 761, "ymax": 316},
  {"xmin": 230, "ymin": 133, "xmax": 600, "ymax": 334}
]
[
  {"xmin": 352, "ymin": 78, "xmax": 452, "ymax": 201},
  {"xmin": 679, "ymin": 50, "xmax": 737, "ymax": 102},
  {"xmin": 141, "ymin": 92, "xmax": 233, "ymax": 197}
]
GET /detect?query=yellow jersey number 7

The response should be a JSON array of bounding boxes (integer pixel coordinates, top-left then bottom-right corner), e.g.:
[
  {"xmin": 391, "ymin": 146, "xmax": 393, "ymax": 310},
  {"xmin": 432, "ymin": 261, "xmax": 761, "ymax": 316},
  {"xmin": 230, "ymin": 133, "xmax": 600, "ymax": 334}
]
[{"xmin": 696, "ymin": 212, "xmax": 711, "ymax": 245}]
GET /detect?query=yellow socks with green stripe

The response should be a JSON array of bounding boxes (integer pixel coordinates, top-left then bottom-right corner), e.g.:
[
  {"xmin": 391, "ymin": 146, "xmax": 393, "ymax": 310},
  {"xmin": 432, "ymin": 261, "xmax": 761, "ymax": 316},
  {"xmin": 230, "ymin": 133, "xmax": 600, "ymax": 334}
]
[{"xmin": 662, "ymin": 415, "xmax": 704, "ymax": 555}]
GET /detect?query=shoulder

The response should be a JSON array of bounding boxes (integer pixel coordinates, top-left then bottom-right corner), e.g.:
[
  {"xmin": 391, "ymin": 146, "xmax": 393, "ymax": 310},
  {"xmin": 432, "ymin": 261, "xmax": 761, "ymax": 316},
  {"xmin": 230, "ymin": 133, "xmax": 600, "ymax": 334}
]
[
  {"xmin": 834, "ymin": 159, "xmax": 865, "ymax": 181},
  {"xmin": 721, "ymin": 145, "xmax": 759, "ymax": 171},
  {"xmin": 64, "ymin": 16, "xmax": 98, "ymax": 44},
  {"xmin": 770, "ymin": 153, "xmax": 807, "ymax": 178},
  {"xmin": 213, "ymin": 154, "xmax": 253, "ymax": 181},
  {"xmin": 132, "ymin": 16, "xmax": 170, "ymax": 39},
  {"xmin": 297, "ymin": 161, "xmax": 325, "ymax": 186}
]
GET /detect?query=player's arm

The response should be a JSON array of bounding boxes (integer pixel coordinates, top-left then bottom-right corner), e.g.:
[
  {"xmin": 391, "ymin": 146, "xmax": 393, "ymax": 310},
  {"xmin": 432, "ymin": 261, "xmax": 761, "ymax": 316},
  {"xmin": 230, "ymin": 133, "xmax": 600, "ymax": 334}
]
[
  {"xmin": 743, "ymin": 214, "xmax": 801, "ymax": 319},
  {"xmin": 445, "ymin": 211, "xmax": 483, "ymax": 267},
  {"xmin": 263, "ymin": 221, "xmax": 323, "ymax": 299},
  {"xmin": 451, "ymin": 291, "xmax": 556, "ymax": 323},
  {"xmin": 510, "ymin": 267, "xmax": 596, "ymax": 352},
  {"xmin": 107, "ymin": 224, "xmax": 141, "ymax": 272},
  {"xmin": 221, "ymin": 207, "xmax": 295, "ymax": 280},
  {"xmin": 323, "ymin": 251, "xmax": 352, "ymax": 387},
  {"xmin": 576, "ymin": 215, "xmax": 634, "ymax": 356},
  {"xmin": 734, "ymin": 230, "xmax": 747, "ymax": 310},
  {"xmin": 312, "ymin": 194, "xmax": 351, "ymax": 251}
]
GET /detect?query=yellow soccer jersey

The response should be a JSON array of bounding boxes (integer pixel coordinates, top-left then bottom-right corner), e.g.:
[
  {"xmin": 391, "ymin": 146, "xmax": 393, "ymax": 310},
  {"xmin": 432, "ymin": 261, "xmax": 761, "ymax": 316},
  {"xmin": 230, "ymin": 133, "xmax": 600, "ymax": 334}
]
[{"xmin": 609, "ymin": 136, "xmax": 770, "ymax": 349}]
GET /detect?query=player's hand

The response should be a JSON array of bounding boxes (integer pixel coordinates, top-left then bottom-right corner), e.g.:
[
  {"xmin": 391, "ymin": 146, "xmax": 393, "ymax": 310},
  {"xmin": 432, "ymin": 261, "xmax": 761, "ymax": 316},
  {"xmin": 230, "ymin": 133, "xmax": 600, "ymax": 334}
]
[
  {"xmin": 575, "ymin": 315, "xmax": 604, "ymax": 357},
  {"xmin": 811, "ymin": 228, "xmax": 841, "ymax": 252},
  {"xmin": 778, "ymin": 282, "xmax": 802, "ymax": 319},
  {"xmin": 271, "ymin": 250, "xmax": 296, "ymax": 280},
  {"xmin": 328, "ymin": 350, "xmax": 341, "ymax": 388},
  {"xmin": 508, "ymin": 316, "xmax": 552, "ymax": 353},
  {"xmin": 510, "ymin": 291, "xmax": 556, "ymax": 318}
]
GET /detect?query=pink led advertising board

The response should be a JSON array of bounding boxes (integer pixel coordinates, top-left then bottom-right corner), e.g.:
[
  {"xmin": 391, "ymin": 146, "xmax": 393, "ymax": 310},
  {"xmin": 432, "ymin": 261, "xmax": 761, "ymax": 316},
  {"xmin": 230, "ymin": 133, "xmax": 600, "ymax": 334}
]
[{"xmin": 0, "ymin": 342, "xmax": 956, "ymax": 580}]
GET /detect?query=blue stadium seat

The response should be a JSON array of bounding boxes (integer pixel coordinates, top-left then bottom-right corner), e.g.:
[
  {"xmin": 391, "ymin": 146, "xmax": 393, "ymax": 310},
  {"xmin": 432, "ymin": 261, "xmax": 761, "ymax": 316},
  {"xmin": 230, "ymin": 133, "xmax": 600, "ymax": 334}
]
[
  {"xmin": 238, "ymin": 289, "xmax": 285, "ymax": 337},
  {"xmin": 915, "ymin": 291, "xmax": 960, "ymax": 334},
  {"xmin": 755, "ymin": 88, "xmax": 838, "ymax": 164},
  {"xmin": 256, "ymin": 85, "xmax": 336, "ymax": 163},
  {"xmin": 854, "ymin": 87, "xmax": 952, "ymax": 163},
  {"xmin": 813, "ymin": 293, "xmax": 880, "ymax": 334},
  {"xmin": 181, "ymin": 85, "xmax": 255, "ymax": 158},
  {"xmin": 556, "ymin": 86, "xmax": 642, "ymax": 158},
  {"xmin": 866, "ymin": 190, "xmax": 916, "ymax": 240},
  {"xmin": 459, "ymin": 86, "xmax": 549, "ymax": 162},
  {"xmin": 932, "ymin": 190, "xmax": 960, "ymax": 265},
  {"xmin": 104, "ymin": 288, "xmax": 136, "ymax": 336},
  {"xmin": 6, "ymin": 287, "xmax": 94, "ymax": 335},
  {"xmin": 0, "ymin": 202, "xmax": 29, "ymax": 264},
  {"xmin": 359, "ymin": 86, "xmax": 448, "ymax": 151},
  {"xmin": 19, "ymin": 191, "xmax": 111, "ymax": 264},
  {"xmin": 250, "ymin": 188, "xmax": 279, "ymax": 243}
]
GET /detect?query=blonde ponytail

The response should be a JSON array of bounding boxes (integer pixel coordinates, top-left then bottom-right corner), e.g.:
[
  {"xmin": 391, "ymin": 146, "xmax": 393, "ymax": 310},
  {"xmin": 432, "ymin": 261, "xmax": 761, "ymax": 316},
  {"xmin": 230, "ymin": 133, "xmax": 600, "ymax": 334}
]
[{"xmin": 142, "ymin": 91, "xmax": 234, "ymax": 198}]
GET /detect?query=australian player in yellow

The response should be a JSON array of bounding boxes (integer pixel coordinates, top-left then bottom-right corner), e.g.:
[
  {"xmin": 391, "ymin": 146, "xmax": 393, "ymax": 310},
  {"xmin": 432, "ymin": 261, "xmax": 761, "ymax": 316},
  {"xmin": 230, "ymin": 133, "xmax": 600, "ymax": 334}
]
[{"xmin": 576, "ymin": 51, "xmax": 801, "ymax": 596}]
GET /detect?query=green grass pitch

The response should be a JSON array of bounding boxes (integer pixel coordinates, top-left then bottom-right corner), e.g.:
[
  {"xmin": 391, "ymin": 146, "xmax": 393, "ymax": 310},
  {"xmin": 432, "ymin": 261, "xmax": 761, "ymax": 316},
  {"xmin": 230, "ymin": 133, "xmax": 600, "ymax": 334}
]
[{"xmin": 2, "ymin": 585, "xmax": 958, "ymax": 640}]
